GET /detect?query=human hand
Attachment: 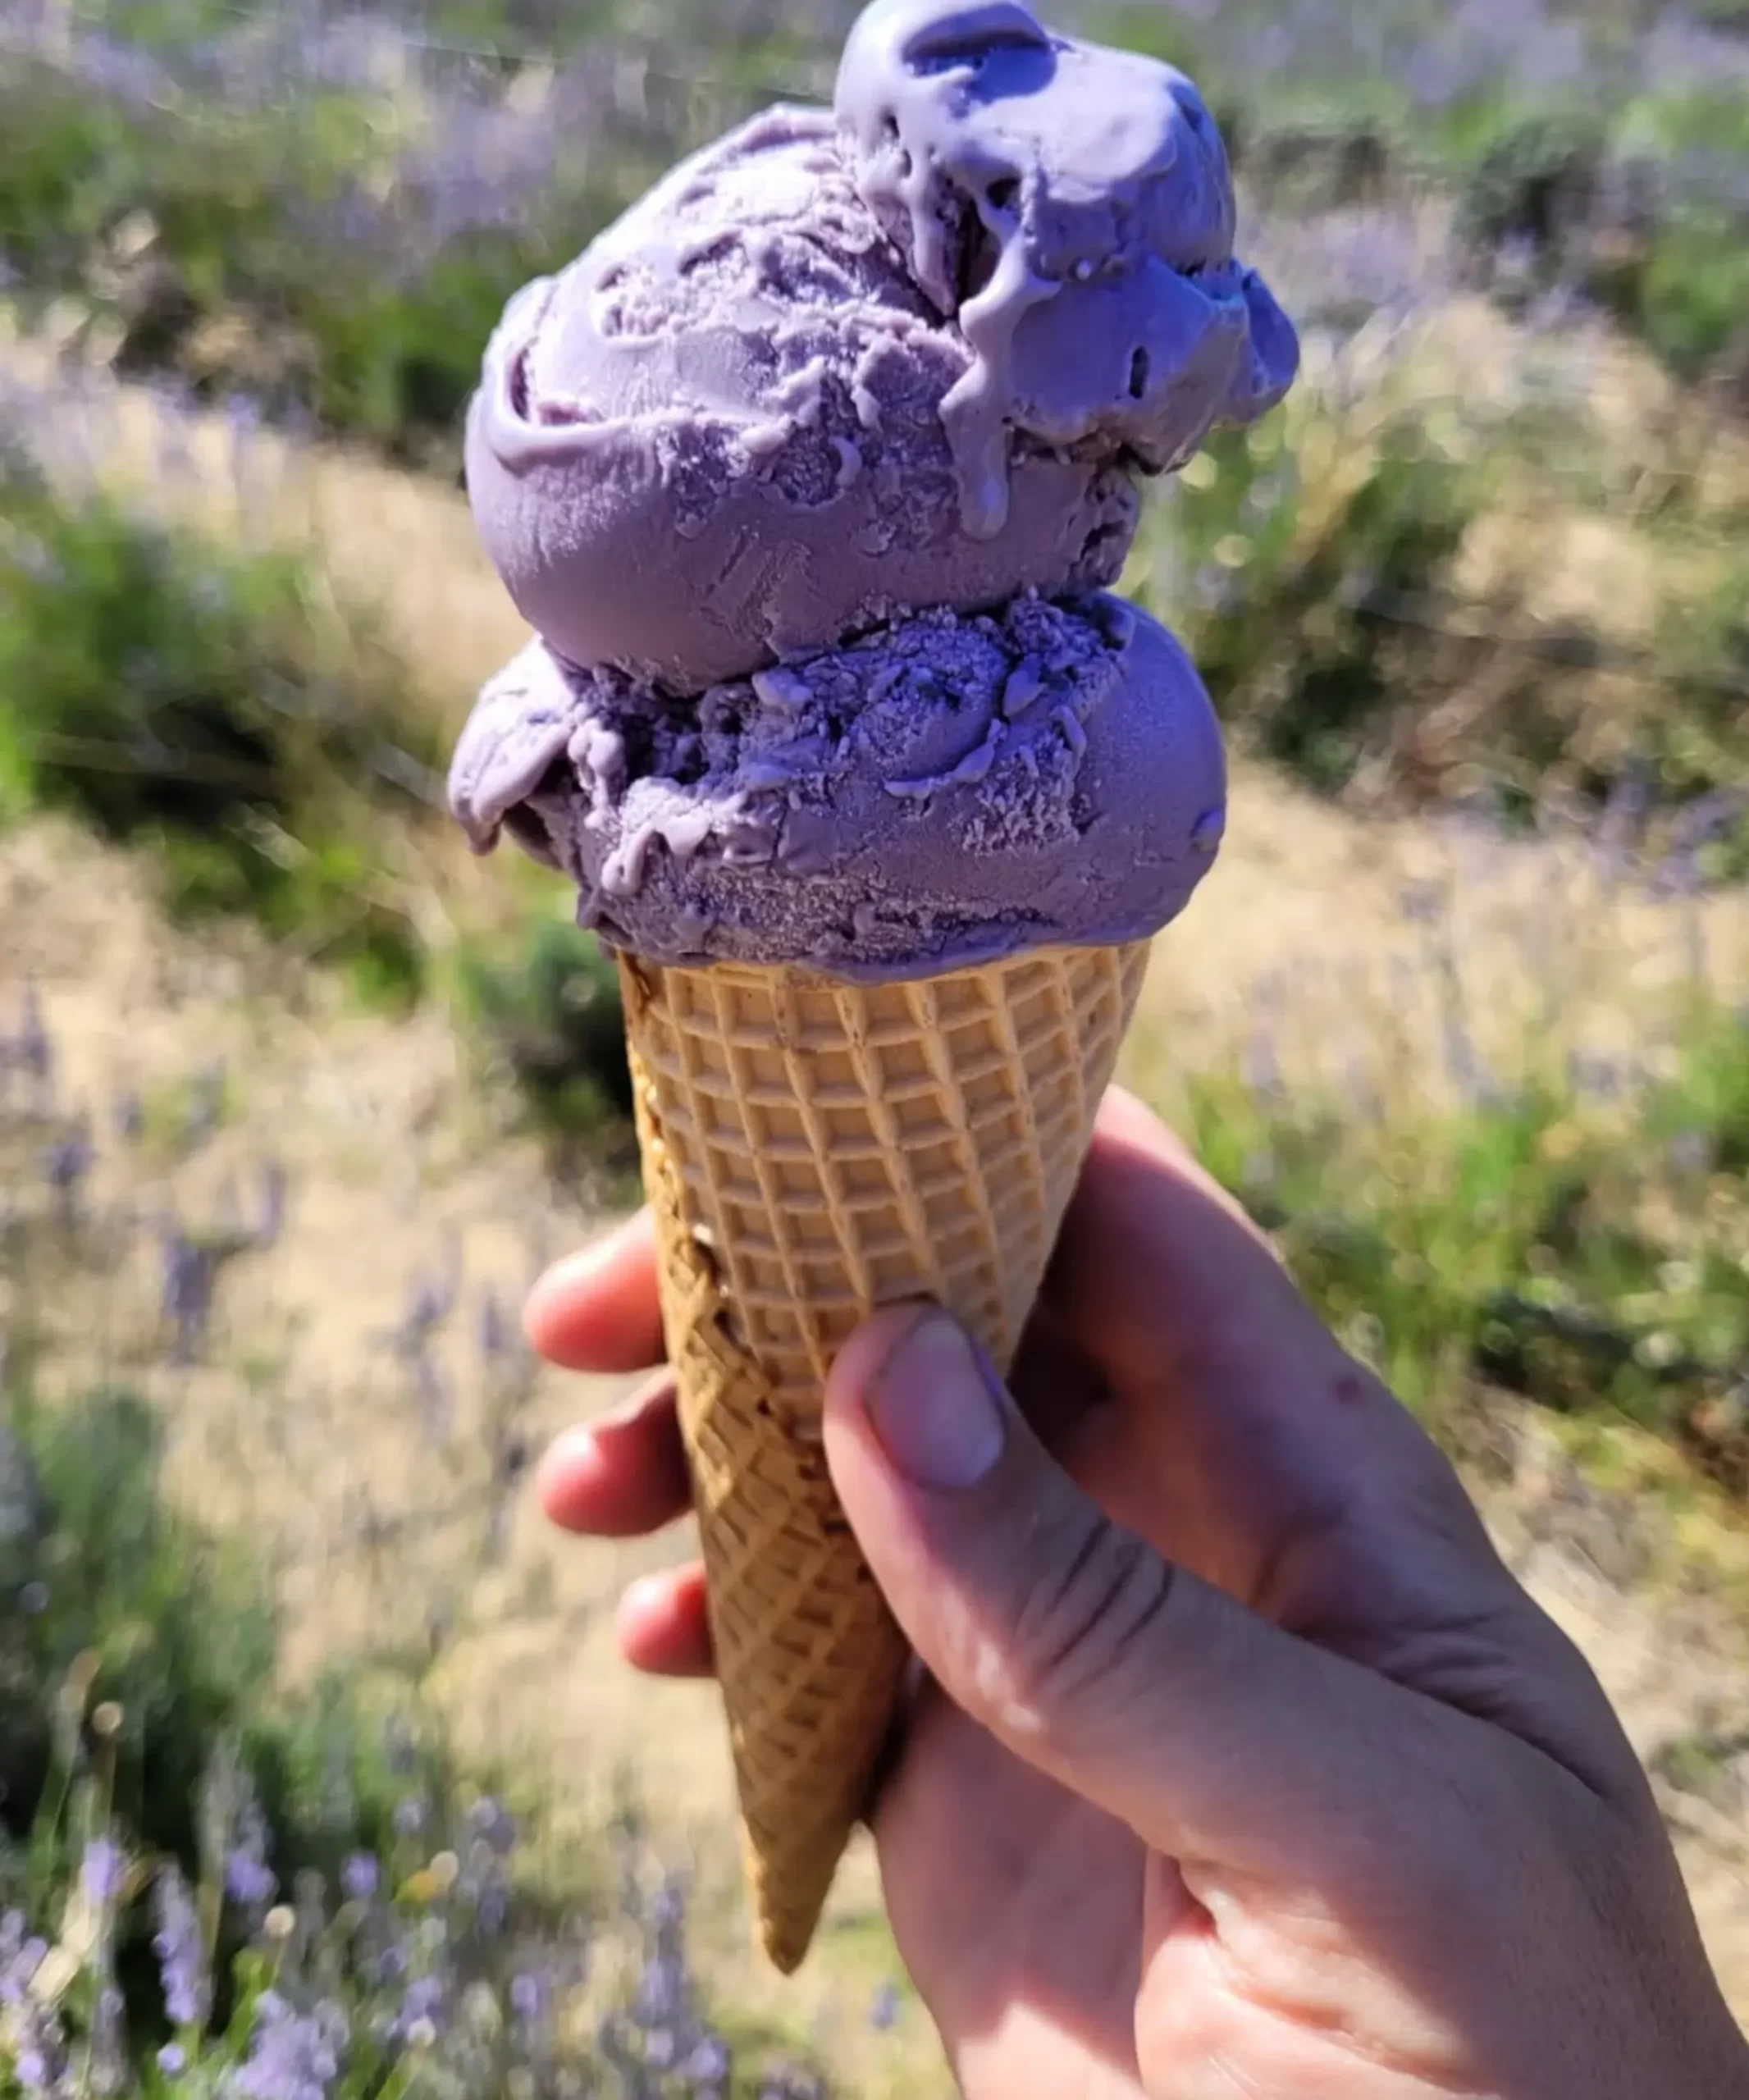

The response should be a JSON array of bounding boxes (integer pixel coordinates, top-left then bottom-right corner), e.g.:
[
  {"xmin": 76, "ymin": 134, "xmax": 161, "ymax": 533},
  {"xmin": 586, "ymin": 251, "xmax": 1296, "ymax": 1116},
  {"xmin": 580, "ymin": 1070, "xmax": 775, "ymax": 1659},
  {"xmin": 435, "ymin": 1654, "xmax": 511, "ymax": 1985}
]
[{"xmin": 527, "ymin": 1088, "xmax": 1749, "ymax": 2099}]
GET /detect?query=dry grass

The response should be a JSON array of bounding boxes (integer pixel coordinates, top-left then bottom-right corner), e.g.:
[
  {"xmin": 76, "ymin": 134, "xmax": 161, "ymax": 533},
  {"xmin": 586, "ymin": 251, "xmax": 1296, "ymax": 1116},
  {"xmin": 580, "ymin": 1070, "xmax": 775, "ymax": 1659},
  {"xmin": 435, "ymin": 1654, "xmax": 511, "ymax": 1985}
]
[{"xmin": 1131, "ymin": 764, "xmax": 1748, "ymax": 1114}]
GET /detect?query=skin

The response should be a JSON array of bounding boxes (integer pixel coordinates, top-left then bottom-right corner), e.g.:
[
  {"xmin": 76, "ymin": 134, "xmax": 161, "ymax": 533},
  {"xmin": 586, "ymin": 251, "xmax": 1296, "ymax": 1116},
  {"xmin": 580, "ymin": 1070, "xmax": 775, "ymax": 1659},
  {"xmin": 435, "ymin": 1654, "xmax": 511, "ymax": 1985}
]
[{"xmin": 526, "ymin": 1087, "xmax": 1749, "ymax": 2100}]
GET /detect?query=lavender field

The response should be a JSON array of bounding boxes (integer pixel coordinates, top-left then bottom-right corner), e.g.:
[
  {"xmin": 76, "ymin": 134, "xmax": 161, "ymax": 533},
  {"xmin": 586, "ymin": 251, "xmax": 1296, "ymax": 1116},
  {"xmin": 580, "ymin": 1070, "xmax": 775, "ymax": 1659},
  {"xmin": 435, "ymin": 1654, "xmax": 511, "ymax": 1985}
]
[{"xmin": 0, "ymin": 1, "xmax": 1747, "ymax": 2093}]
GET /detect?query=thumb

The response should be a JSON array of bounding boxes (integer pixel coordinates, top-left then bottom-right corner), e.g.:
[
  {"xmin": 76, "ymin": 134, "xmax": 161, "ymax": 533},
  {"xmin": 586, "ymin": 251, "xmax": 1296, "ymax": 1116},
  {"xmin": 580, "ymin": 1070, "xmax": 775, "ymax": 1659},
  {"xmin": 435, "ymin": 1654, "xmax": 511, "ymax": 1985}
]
[{"xmin": 824, "ymin": 1304, "xmax": 1464, "ymax": 1878}]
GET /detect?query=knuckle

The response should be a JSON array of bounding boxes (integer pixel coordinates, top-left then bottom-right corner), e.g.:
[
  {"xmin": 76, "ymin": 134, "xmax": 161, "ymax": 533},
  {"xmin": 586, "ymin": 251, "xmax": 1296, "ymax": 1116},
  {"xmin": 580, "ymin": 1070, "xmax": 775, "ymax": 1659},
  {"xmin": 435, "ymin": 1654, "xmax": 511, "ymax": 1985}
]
[{"xmin": 998, "ymin": 1509, "xmax": 1176, "ymax": 1724}]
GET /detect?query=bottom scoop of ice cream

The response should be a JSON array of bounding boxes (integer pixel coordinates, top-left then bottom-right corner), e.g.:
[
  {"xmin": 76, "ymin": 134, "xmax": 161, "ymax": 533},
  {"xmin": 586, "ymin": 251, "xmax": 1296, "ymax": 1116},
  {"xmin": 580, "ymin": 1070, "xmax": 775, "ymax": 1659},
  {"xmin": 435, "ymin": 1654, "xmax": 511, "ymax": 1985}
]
[{"xmin": 450, "ymin": 593, "xmax": 1226, "ymax": 982}]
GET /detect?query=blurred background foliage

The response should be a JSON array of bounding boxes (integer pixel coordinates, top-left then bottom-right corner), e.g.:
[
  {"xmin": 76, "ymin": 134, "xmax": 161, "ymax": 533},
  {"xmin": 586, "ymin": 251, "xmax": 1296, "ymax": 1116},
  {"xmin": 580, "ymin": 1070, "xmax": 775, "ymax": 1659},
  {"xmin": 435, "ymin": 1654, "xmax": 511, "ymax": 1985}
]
[{"xmin": 0, "ymin": 0, "xmax": 1745, "ymax": 2088}]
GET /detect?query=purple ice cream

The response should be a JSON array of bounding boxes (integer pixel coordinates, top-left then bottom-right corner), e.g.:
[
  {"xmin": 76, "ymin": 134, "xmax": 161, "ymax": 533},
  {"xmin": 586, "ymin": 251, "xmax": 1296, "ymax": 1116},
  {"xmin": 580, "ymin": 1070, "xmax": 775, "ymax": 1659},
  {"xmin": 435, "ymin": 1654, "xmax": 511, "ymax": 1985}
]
[
  {"xmin": 450, "ymin": 589, "xmax": 1226, "ymax": 980},
  {"xmin": 450, "ymin": 0, "xmax": 1297, "ymax": 982},
  {"xmin": 464, "ymin": 107, "xmax": 1141, "ymax": 694},
  {"xmin": 464, "ymin": 0, "xmax": 1295, "ymax": 691}
]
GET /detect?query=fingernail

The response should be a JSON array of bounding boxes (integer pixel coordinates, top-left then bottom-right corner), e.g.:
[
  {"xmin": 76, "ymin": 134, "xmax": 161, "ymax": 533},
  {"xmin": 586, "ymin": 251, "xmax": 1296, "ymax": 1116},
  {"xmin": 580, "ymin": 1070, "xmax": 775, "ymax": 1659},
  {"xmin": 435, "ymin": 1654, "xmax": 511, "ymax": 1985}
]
[{"xmin": 865, "ymin": 1310, "xmax": 1007, "ymax": 1489}]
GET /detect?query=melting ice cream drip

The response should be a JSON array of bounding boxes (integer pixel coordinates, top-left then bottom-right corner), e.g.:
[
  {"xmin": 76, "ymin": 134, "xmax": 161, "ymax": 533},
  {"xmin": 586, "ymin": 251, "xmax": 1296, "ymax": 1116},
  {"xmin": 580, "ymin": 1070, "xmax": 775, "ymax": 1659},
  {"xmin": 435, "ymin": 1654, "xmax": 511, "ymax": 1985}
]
[{"xmin": 834, "ymin": 0, "xmax": 1285, "ymax": 537}]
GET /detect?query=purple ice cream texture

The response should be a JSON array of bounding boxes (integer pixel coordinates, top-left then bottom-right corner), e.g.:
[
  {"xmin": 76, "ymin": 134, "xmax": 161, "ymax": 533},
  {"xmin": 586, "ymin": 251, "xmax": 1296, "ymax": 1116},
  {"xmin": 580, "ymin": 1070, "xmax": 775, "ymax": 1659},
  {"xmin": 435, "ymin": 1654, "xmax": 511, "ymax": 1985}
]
[{"xmin": 449, "ymin": 0, "xmax": 1299, "ymax": 982}]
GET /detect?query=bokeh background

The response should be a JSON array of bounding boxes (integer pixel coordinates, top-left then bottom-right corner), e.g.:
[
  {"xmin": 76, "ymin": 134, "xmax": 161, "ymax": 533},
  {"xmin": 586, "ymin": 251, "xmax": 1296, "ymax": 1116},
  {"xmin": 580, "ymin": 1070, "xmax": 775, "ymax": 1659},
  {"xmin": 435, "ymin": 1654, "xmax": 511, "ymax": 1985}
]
[{"xmin": 1, "ymin": 0, "xmax": 1746, "ymax": 2090}]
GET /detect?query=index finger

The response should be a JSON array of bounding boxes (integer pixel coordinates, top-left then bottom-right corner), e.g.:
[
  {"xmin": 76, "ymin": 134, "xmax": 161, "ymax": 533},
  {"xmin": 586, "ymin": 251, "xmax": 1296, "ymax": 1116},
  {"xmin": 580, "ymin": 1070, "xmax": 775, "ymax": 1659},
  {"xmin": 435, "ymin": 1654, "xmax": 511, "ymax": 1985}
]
[
  {"xmin": 525, "ymin": 1208, "xmax": 666, "ymax": 1372},
  {"xmin": 1048, "ymin": 1085, "xmax": 1328, "ymax": 1404}
]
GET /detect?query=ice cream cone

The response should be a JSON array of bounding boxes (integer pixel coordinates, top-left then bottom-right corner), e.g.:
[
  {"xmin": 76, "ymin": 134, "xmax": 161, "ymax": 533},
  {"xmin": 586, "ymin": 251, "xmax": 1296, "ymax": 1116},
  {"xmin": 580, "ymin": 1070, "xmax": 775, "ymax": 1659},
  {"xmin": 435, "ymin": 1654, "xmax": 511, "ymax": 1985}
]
[{"xmin": 616, "ymin": 938, "xmax": 1150, "ymax": 1972}]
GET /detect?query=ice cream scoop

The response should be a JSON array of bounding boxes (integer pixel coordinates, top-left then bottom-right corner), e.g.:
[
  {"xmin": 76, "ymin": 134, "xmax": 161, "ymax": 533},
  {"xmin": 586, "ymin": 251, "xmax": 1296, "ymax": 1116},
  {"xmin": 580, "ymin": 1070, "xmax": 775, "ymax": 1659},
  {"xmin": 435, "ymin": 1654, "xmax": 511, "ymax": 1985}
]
[
  {"xmin": 463, "ymin": 1, "xmax": 1295, "ymax": 691},
  {"xmin": 450, "ymin": 590, "xmax": 1226, "ymax": 980},
  {"xmin": 465, "ymin": 109, "xmax": 1139, "ymax": 692},
  {"xmin": 837, "ymin": 0, "xmax": 1298, "ymax": 535}
]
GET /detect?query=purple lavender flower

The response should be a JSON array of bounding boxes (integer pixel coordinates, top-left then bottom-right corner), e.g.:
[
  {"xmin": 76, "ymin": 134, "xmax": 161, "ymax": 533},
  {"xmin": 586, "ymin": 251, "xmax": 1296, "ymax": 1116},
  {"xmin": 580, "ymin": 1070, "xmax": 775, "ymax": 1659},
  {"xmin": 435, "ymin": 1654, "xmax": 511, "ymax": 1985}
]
[
  {"xmin": 185, "ymin": 1061, "xmax": 226, "ymax": 1150},
  {"xmin": 14, "ymin": 2043, "xmax": 53, "ymax": 2093},
  {"xmin": 410, "ymin": 1349, "xmax": 453, "ymax": 1445},
  {"xmin": 464, "ymin": 1797, "xmax": 517, "ymax": 1858},
  {"xmin": 394, "ymin": 1971, "xmax": 449, "ymax": 2045},
  {"xmin": 226, "ymin": 1795, "xmax": 277, "ymax": 1911},
  {"xmin": 340, "ymin": 1854, "xmax": 379, "ymax": 1904},
  {"xmin": 45, "ymin": 1121, "xmax": 94, "ymax": 1201},
  {"xmin": 93, "ymin": 1983, "xmax": 126, "ymax": 2095},
  {"xmin": 232, "ymin": 1992, "xmax": 346, "ymax": 2100},
  {"xmin": 0, "ymin": 1912, "xmax": 40, "ymax": 2003},
  {"xmin": 1, "ymin": 1928, "xmax": 66, "ymax": 2096},
  {"xmin": 258, "ymin": 1161, "xmax": 288, "ymax": 1248},
  {"xmin": 686, "ymin": 2035, "xmax": 733, "ymax": 2084},
  {"xmin": 401, "ymin": 1267, "xmax": 457, "ymax": 1346},
  {"xmin": 870, "ymin": 1982, "xmax": 901, "ymax": 2031},
  {"xmin": 476, "ymin": 1290, "xmax": 512, "ymax": 1363},
  {"xmin": 636, "ymin": 1949, "xmax": 685, "ymax": 2026},
  {"xmin": 226, "ymin": 1846, "xmax": 276, "ymax": 1907},
  {"xmin": 153, "ymin": 1864, "xmax": 211, "ymax": 2029},
  {"xmin": 17, "ymin": 983, "xmax": 52, "ymax": 1092},
  {"xmin": 162, "ymin": 1228, "xmax": 218, "ymax": 1364},
  {"xmin": 80, "ymin": 1837, "xmax": 128, "ymax": 1911}
]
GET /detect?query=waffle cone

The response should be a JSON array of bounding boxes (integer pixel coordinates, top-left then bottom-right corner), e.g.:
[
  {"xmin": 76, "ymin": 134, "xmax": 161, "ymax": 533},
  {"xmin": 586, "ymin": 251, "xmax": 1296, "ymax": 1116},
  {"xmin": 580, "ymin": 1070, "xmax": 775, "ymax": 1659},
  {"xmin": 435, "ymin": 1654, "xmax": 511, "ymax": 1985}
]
[{"xmin": 617, "ymin": 940, "xmax": 1150, "ymax": 1972}]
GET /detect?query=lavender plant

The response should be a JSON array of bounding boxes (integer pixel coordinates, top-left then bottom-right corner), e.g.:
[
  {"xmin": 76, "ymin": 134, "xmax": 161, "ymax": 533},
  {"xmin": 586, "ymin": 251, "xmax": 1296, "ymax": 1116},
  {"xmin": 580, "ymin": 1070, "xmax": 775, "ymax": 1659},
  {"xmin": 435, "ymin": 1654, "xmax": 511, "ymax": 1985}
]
[
  {"xmin": 450, "ymin": 918, "xmax": 634, "ymax": 1155},
  {"xmin": 1140, "ymin": 321, "xmax": 1749, "ymax": 868},
  {"xmin": 0, "ymin": 1227, "xmax": 829, "ymax": 2097},
  {"xmin": 0, "ymin": 0, "xmax": 829, "ymax": 463}
]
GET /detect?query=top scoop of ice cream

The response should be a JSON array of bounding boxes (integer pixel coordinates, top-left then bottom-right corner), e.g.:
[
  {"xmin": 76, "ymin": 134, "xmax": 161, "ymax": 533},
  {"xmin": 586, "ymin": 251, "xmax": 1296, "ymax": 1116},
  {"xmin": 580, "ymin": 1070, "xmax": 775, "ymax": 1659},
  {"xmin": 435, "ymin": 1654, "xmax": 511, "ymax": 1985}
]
[
  {"xmin": 465, "ymin": 107, "xmax": 1141, "ymax": 692},
  {"xmin": 464, "ymin": 0, "xmax": 1296, "ymax": 690},
  {"xmin": 835, "ymin": 0, "xmax": 1298, "ymax": 536}
]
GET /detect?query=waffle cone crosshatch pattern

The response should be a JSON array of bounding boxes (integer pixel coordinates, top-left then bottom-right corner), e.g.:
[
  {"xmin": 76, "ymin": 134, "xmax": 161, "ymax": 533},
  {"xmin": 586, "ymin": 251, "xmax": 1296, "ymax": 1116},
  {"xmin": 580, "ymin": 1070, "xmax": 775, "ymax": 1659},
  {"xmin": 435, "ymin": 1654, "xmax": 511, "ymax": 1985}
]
[{"xmin": 618, "ymin": 941, "xmax": 1149, "ymax": 1970}]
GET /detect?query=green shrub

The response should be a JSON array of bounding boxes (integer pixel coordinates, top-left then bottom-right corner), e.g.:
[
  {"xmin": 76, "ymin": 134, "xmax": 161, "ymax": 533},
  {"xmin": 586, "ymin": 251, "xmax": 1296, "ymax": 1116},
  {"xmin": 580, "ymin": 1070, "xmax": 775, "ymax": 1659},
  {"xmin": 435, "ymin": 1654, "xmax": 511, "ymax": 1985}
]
[
  {"xmin": 1140, "ymin": 379, "xmax": 1749, "ymax": 849},
  {"xmin": 1454, "ymin": 112, "xmax": 1610, "ymax": 271},
  {"xmin": 1631, "ymin": 208, "xmax": 1749, "ymax": 384},
  {"xmin": 1184, "ymin": 1000, "xmax": 1749, "ymax": 1488},
  {"xmin": 1453, "ymin": 89, "xmax": 1749, "ymax": 381},
  {"xmin": 0, "ymin": 1384, "xmax": 807, "ymax": 2095},
  {"xmin": 453, "ymin": 907, "xmax": 636, "ymax": 1147},
  {"xmin": 0, "ymin": 447, "xmax": 441, "ymax": 1000},
  {"xmin": 0, "ymin": 1385, "xmax": 464, "ymax": 1888},
  {"xmin": 0, "ymin": 1385, "xmax": 459, "ymax": 2043},
  {"xmin": 1137, "ymin": 398, "xmax": 1483, "ymax": 798}
]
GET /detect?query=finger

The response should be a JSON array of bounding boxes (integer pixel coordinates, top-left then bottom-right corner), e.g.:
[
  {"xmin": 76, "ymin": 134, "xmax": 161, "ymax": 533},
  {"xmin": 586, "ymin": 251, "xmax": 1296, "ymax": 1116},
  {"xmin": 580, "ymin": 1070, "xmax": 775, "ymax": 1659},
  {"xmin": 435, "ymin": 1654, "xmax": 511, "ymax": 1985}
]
[
  {"xmin": 1043, "ymin": 1097, "xmax": 1634, "ymax": 1787},
  {"xmin": 1048, "ymin": 1084, "xmax": 1345, "ymax": 1411},
  {"xmin": 616, "ymin": 1565, "xmax": 715, "ymax": 1678},
  {"xmin": 824, "ymin": 1305, "xmax": 1487, "ymax": 1879},
  {"xmin": 536, "ymin": 1373, "xmax": 692, "ymax": 1538},
  {"xmin": 525, "ymin": 1210, "xmax": 665, "ymax": 1372},
  {"xmin": 1043, "ymin": 1087, "xmax": 1503, "ymax": 1601}
]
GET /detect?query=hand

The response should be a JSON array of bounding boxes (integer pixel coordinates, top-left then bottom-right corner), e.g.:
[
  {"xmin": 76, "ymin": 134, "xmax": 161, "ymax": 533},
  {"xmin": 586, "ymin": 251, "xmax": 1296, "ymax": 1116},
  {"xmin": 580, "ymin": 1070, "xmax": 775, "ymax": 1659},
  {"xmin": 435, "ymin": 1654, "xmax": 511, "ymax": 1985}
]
[{"xmin": 526, "ymin": 1089, "xmax": 1749, "ymax": 2100}]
